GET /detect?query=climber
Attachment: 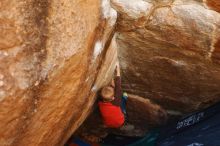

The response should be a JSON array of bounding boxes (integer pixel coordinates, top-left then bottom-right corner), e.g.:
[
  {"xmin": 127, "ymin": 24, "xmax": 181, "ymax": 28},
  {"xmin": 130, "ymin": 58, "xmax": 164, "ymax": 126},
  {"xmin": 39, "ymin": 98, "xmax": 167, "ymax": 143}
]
[{"xmin": 98, "ymin": 62, "xmax": 133, "ymax": 130}]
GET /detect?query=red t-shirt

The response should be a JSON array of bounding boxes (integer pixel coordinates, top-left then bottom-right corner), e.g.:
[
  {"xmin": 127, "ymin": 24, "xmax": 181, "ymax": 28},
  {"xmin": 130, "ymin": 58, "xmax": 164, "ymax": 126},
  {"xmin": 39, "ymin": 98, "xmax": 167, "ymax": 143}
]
[
  {"xmin": 98, "ymin": 101, "xmax": 125, "ymax": 128},
  {"xmin": 99, "ymin": 76, "xmax": 124, "ymax": 128}
]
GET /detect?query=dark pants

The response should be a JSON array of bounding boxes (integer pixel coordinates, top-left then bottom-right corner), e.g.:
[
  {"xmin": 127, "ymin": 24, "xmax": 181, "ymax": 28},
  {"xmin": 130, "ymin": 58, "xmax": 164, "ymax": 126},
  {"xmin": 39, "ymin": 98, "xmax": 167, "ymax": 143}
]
[{"xmin": 120, "ymin": 94, "xmax": 128, "ymax": 116}]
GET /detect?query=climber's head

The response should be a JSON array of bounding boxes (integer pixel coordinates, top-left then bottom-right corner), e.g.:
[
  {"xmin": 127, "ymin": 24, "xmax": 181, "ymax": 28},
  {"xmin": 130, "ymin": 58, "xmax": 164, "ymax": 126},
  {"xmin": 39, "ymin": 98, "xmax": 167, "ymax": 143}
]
[{"xmin": 100, "ymin": 86, "xmax": 115, "ymax": 102}]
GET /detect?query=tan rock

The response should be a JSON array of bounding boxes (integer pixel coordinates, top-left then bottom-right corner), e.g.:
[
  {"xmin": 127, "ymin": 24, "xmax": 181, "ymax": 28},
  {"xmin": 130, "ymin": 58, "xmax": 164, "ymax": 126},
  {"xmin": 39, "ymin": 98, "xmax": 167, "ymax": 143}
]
[
  {"xmin": 0, "ymin": 0, "xmax": 117, "ymax": 146},
  {"xmin": 1, "ymin": 0, "xmax": 220, "ymax": 145},
  {"xmin": 112, "ymin": 0, "xmax": 220, "ymax": 113},
  {"xmin": 206, "ymin": 0, "xmax": 220, "ymax": 13}
]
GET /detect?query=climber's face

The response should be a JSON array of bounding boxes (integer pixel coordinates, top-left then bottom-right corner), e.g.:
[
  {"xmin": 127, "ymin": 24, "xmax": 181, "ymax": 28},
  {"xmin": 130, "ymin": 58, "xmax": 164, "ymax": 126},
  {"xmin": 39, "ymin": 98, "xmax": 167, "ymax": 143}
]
[{"xmin": 101, "ymin": 86, "xmax": 115, "ymax": 102}]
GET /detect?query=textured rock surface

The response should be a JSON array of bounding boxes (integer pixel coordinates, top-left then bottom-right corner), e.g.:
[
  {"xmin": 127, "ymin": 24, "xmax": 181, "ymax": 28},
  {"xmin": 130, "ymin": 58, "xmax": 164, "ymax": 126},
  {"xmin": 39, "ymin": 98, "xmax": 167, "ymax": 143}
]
[
  {"xmin": 111, "ymin": 0, "xmax": 220, "ymax": 113},
  {"xmin": 1, "ymin": 0, "xmax": 220, "ymax": 145},
  {"xmin": 0, "ymin": 0, "xmax": 117, "ymax": 146},
  {"xmin": 126, "ymin": 94, "xmax": 167, "ymax": 129}
]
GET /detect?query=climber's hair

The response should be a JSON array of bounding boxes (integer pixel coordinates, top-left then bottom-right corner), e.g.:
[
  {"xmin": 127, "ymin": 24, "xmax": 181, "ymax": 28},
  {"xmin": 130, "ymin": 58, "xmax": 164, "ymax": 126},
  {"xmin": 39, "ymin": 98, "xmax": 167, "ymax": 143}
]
[{"xmin": 100, "ymin": 86, "xmax": 114, "ymax": 101}]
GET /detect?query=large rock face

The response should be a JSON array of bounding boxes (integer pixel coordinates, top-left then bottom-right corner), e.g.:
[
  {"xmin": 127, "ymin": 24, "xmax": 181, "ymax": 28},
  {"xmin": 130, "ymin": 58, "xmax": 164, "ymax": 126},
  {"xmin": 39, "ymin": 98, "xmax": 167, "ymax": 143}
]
[
  {"xmin": 0, "ymin": 0, "xmax": 117, "ymax": 145},
  {"xmin": 1, "ymin": 0, "xmax": 220, "ymax": 145},
  {"xmin": 111, "ymin": 0, "xmax": 220, "ymax": 113}
]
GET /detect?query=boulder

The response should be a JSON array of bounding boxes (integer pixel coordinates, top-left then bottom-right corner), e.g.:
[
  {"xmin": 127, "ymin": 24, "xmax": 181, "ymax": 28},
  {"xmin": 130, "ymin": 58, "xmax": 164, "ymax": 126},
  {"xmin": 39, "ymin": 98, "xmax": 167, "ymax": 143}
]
[
  {"xmin": 0, "ymin": 0, "xmax": 117, "ymax": 145},
  {"xmin": 111, "ymin": 0, "xmax": 220, "ymax": 113},
  {"xmin": 1, "ymin": 0, "xmax": 220, "ymax": 145}
]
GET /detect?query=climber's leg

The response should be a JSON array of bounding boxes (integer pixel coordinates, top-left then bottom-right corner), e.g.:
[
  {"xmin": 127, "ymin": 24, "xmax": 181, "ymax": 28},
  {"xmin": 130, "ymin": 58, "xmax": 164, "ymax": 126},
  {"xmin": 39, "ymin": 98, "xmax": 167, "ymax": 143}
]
[
  {"xmin": 120, "ymin": 92, "xmax": 128, "ymax": 116},
  {"xmin": 120, "ymin": 93, "xmax": 135, "ymax": 131}
]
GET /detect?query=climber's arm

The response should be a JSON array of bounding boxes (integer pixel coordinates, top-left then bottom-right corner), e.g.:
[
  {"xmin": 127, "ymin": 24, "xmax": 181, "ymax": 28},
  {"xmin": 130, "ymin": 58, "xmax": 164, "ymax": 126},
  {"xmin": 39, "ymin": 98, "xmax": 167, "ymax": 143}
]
[
  {"xmin": 110, "ymin": 79, "xmax": 115, "ymax": 88},
  {"xmin": 112, "ymin": 63, "xmax": 122, "ymax": 106},
  {"xmin": 115, "ymin": 62, "xmax": 122, "ymax": 98}
]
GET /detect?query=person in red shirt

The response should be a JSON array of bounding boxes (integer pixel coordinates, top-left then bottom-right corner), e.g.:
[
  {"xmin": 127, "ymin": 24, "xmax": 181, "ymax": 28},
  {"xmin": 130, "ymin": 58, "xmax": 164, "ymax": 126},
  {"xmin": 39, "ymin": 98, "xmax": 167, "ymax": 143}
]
[{"xmin": 98, "ymin": 63, "xmax": 128, "ymax": 128}]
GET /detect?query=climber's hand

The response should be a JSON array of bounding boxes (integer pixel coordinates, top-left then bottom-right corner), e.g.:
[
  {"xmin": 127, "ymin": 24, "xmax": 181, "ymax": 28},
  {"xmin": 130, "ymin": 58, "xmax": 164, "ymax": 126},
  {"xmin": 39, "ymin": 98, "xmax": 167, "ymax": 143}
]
[
  {"xmin": 111, "ymin": 78, "xmax": 115, "ymax": 87},
  {"xmin": 115, "ymin": 62, "xmax": 120, "ymax": 76}
]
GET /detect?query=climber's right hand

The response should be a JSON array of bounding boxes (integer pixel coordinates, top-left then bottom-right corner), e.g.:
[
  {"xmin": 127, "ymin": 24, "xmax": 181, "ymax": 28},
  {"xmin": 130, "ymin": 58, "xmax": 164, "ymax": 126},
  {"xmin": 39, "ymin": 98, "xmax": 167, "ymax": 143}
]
[{"xmin": 115, "ymin": 62, "xmax": 120, "ymax": 76}]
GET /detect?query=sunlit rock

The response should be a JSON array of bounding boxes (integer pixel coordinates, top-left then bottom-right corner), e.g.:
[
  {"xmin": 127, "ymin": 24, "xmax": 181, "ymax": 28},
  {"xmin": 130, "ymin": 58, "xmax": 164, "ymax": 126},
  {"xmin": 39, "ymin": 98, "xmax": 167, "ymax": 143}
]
[
  {"xmin": 0, "ymin": 0, "xmax": 117, "ymax": 145},
  {"xmin": 112, "ymin": 0, "xmax": 220, "ymax": 113}
]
